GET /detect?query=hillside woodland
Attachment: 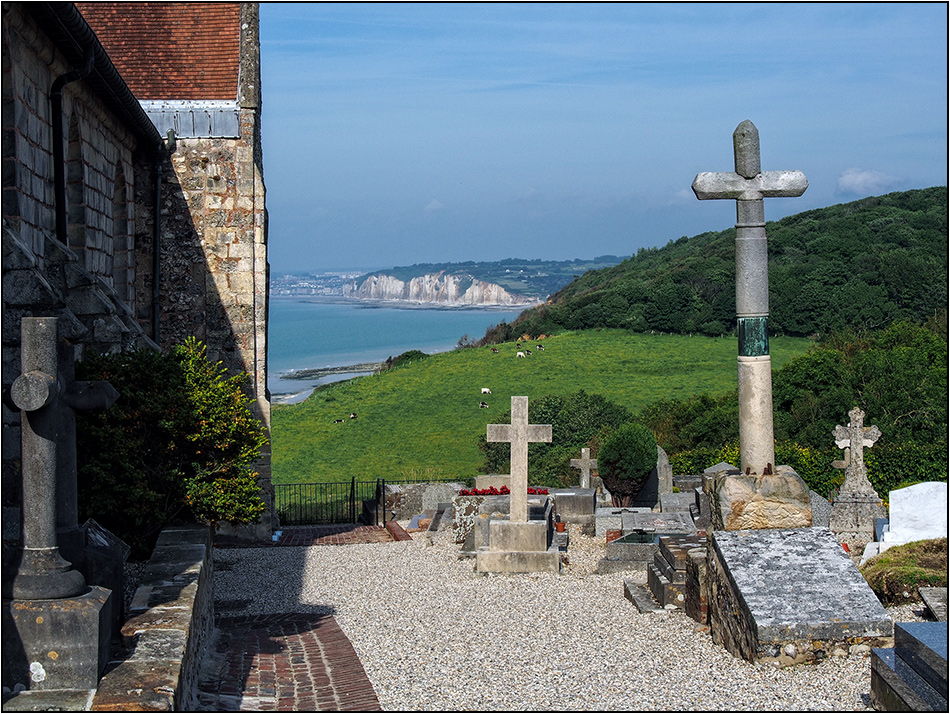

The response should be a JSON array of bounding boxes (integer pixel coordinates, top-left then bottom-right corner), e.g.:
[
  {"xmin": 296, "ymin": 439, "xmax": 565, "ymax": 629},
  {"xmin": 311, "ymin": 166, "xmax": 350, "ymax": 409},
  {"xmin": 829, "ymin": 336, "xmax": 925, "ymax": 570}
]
[{"xmin": 481, "ymin": 188, "xmax": 947, "ymax": 343}]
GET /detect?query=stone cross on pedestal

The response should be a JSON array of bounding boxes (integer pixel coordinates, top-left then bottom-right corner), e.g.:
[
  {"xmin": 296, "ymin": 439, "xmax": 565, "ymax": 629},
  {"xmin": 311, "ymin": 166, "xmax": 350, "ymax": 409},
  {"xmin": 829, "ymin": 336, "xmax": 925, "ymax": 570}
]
[
  {"xmin": 9, "ymin": 317, "xmax": 118, "ymax": 600},
  {"xmin": 692, "ymin": 120, "xmax": 808, "ymax": 475},
  {"xmin": 833, "ymin": 407, "xmax": 881, "ymax": 497},
  {"xmin": 570, "ymin": 447, "xmax": 598, "ymax": 489},
  {"xmin": 486, "ymin": 396, "xmax": 552, "ymax": 522}
]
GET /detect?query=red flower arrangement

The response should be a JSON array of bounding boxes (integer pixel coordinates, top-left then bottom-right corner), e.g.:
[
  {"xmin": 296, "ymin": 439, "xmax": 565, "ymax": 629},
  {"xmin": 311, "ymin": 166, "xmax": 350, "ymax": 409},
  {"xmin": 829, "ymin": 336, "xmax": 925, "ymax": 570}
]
[{"xmin": 457, "ymin": 486, "xmax": 549, "ymax": 496}]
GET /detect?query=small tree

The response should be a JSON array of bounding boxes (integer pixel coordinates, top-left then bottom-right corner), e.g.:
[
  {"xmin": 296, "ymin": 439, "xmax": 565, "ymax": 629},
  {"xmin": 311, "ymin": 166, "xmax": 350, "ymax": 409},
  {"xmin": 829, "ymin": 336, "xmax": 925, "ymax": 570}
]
[
  {"xmin": 598, "ymin": 423, "xmax": 657, "ymax": 506},
  {"xmin": 76, "ymin": 338, "xmax": 267, "ymax": 557}
]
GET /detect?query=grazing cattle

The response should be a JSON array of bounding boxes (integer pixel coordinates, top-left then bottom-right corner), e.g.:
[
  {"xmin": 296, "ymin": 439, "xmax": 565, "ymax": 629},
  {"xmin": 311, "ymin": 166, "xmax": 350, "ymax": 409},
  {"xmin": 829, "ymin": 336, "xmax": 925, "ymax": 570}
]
[
  {"xmin": 490, "ymin": 347, "xmax": 499, "ymax": 354},
  {"xmin": 479, "ymin": 401, "xmax": 489, "ymax": 408},
  {"xmin": 481, "ymin": 388, "xmax": 491, "ymax": 394},
  {"xmin": 536, "ymin": 344, "xmax": 545, "ymax": 351},
  {"xmin": 333, "ymin": 419, "xmax": 344, "ymax": 424},
  {"xmin": 525, "ymin": 350, "xmax": 532, "ymax": 356},
  {"xmin": 516, "ymin": 351, "xmax": 526, "ymax": 358},
  {"xmin": 349, "ymin": 413, "xmax": 357, "ymax": 419}
]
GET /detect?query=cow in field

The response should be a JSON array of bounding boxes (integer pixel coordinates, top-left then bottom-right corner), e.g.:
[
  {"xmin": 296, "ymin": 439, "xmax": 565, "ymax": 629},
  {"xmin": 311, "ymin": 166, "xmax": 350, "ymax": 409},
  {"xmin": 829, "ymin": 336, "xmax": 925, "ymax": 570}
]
[
  {"xmin": 516, "ymin": 351, "xmax": 526, "ymax": 358},
  {"xmin": 333, "ymin": 419, "xmax": 344, "ymax": 424},
  {"xmin": 479, "ymin": 401, "xmax": 489, "ymax": 408},
  {"xmin": 536, "ymin": 344, "xmax": 545, "ymax": 351},
  {"xmin": 350, "ymin": 413, "xmax": 357, "ymax": 419},
  {"xmin": 481, "ymin": 388, "xmax": 491, "ymax": 394},
  {"xmin": 490, "ymin": 347, "xmax": 499, "ymax": 354},
  {"xmin": 525, "ymin": 350, "xmax": 532, "ymax": 356}
]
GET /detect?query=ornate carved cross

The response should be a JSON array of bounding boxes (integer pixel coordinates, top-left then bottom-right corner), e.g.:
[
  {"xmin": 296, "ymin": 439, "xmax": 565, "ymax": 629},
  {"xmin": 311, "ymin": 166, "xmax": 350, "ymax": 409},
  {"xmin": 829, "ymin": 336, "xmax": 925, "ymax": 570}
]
[
  {"xmin": 833, "ymin": 407, "xmax": 881, "ymax": 497},
  {"xmin": 692, "ymin": 120, "xmax": 807, "ymax": 475},
  {"xmin": 486, "ymin": 396, "xmax": 552, "ymax": 522}
]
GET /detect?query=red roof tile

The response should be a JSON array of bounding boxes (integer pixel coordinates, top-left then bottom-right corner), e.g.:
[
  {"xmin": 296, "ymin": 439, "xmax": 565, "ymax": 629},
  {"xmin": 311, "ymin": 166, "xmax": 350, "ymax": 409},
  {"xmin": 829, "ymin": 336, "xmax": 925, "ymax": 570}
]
[{"xmin": 76, "ymin": 2, "xmax": 241, "ymax": 101}]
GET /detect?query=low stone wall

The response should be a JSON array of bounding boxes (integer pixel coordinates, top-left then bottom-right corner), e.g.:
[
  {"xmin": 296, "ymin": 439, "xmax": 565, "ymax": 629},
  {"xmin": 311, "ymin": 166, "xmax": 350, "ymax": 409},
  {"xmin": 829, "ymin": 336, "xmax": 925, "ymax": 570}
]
[
  {"xmin": 385, "ymin": 482, "xmax": 465, "ymax": 521},
  {"xmin": 91, "ymin": 524, "xmax": 214, "ymax": 711}
]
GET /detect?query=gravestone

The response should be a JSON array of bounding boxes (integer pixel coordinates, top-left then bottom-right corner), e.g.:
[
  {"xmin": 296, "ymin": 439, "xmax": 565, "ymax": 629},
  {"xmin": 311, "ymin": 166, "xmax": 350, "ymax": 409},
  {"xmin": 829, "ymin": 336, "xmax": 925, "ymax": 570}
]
[
  {"xmin": 881, "ymin": 482, "xmax": 948, "ymax": 546},
  {"xmin": 829, "ymin": 407, "xmax": 887, "ymax": 543},
  {"xmin": 476, "ymin": 397, "xmax": 559, "ymax": 573},
  {"xmin": 631, "ymin": 446, "xmax": 675, "ymax": 510},
  {"xmin": 2, "ymin": 317, "xmax": 119, "ymax": 692},
  {"xmin": 706, "ymin": 527, "xmax": 893, "ymax": 666},
  {"xmin": 871, "ymin": 622, "xmax": 948, "ymax": 712},
  {"xmin": 570, "ymin": 448, "xmax": 597, "ymax": 489},
  {"xmin": 648, "ymin": 534, "xmax": 707, "ymax": 610},
  {"xmin": 692, "ymin": 120, "xmax": 807, "ymax": 476}
]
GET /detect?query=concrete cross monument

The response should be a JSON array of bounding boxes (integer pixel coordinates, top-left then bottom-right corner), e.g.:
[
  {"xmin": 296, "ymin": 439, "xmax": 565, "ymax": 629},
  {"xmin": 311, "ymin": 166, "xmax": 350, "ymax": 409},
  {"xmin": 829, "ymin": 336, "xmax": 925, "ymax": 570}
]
[
  {"xmin": 487, "ymin": 396, "xmax": 552, "ymax": 522},
  {"xmin": 829, "ymin": 407, "xmax": 886, "ymax": 543},
  {"xmin": 692, "ymin": 120, "xmax": 807, "ymax": 475},
  {"xmin": 570, "ymin": 447, "xmax": 598, "ymax": 489}
]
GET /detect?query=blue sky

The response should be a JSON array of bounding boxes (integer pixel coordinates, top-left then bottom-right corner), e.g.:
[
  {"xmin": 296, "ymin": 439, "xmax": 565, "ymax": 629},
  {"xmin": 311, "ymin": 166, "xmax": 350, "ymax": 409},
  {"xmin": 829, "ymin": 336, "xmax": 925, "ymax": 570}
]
[{"xmin": 260, "ymin": 2, "xmax": 948, "ymax": 273}]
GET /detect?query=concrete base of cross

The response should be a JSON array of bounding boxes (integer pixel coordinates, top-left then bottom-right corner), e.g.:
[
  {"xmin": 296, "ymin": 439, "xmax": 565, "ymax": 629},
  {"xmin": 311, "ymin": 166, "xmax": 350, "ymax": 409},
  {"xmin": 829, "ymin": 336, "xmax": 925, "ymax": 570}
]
[{"xmin": 475, "ymin": 519, "xmax": 561, "ymax": 574}]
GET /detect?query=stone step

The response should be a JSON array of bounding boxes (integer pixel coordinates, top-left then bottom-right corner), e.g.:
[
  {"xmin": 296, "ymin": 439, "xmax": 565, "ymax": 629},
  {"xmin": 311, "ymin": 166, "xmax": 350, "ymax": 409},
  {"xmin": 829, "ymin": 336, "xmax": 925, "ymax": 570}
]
[
  {"xmin": 658, "ymin": 534, "xmax": 706, "ymax": 571},
  {"xmin": 624, "ymin": 580, "xmax": 662, "ymax": 613},
  {"xmin": 652, "ymin": 549, "xmax": 686, "ymax": 585},
  {"xmin": 647, "ymin": 563, "xmax": 686, "ymax": 609},
  {"xmin": 895, "ymin": 622, "xmax": 948, "ymax": 698},
  {"xmin": 871, "ymin": 648, "xmax": 947, "ymax": 712},
  {"xmin": 919, "ymin": 588, "xmax": 948, "ymax": 622}
]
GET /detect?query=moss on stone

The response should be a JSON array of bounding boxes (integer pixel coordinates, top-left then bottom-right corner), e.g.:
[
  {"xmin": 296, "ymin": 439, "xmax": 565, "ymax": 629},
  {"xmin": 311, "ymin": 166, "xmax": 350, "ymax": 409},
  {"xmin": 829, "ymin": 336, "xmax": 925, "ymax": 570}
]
[{"xmin": 860, "ymin": 538, "xmax": 948, "ymax": 605}]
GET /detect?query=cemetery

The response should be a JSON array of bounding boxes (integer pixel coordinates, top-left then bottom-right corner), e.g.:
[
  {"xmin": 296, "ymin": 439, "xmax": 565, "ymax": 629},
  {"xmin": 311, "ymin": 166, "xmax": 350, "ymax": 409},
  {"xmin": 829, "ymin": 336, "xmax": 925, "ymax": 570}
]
[{"xmin": 2, "ymin": 5, "xmax": 946, "ymax": 706}]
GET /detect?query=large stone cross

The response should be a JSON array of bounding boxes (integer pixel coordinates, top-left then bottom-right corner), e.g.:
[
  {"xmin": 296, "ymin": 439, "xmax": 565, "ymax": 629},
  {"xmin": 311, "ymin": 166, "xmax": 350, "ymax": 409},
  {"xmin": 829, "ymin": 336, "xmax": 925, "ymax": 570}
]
[
  {"xmin": 570, "ymin": 447, "xmax": 598, "ymax": 489},
  {"xmin": 486, "ymin": 396, "xmax": 552, "ymax": 522},
  {"xmin": 833, "ymin": 407, "xmax": 881, "ymax": 497},
  {"xmin": 692, "ymin": 120, "xmax": 807, "ymax": 475},
  {"xmin": 9, "ymin": 317, "xmax": 118, "ymax": 600}
]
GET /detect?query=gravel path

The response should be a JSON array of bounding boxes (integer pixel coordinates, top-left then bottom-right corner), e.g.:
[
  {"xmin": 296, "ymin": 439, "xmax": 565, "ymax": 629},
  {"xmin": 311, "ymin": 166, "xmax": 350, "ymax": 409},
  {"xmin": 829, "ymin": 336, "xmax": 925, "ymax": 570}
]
[{"xmin": 212, "ymin": 524, "xmax": 926, "ymax": 712}]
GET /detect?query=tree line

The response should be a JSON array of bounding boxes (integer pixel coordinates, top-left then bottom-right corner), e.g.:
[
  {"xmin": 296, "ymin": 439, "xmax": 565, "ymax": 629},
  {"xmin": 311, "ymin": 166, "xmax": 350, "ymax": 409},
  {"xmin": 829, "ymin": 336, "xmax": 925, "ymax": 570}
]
[{"xmin": 480, "ymin": 187, "xmax": 947, "ymax": 344}]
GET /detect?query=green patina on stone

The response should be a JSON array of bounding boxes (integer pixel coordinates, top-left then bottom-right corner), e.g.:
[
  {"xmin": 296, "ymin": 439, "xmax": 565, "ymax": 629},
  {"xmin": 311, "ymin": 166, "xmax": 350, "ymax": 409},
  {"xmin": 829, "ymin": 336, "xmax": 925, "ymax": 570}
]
[{"xmin": 738, "ymin": 316, "xmax": 769, "ymax": 356}]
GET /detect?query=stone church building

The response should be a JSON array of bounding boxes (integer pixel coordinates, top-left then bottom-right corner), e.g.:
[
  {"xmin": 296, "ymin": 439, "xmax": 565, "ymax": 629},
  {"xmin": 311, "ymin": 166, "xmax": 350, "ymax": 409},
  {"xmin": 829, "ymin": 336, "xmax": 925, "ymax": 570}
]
[{"xmin": 2, "ymin": 2, "xmax": 273, "ymax": 541}]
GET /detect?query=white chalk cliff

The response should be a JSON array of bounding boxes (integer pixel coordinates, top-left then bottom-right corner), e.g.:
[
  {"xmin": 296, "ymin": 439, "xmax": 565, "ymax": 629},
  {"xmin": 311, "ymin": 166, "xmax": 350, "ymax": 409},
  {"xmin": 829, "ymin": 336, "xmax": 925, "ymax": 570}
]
[{"xmin": 343, "ymin": 272, "xmax": 536, "ymax": 306}]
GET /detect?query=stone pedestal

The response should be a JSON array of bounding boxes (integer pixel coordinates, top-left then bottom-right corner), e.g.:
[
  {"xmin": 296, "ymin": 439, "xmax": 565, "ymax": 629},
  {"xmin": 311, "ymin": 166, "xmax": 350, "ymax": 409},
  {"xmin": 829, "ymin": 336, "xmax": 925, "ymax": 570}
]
[
  {"xmin": 829, "ymin": 495, "xmax": 886, "ymax": 543},
  {"xmin": 475, "ymin": 518, "xmax": 560, "ymax": 574},
  {"xmin": 704, "ymin": 464, "xmax": 812, "ymax": 531},
  {"xmin": 551, "ymin": 488, "xmax": 596, "ymax": 534},
  {"xmin": 2, "ymin": 587, "xmax": 113, "ymax": 691}
]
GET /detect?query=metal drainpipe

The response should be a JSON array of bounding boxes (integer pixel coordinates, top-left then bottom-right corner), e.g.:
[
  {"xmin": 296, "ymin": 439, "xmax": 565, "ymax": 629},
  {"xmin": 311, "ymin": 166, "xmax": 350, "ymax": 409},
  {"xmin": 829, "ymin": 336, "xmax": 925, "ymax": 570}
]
[
  {"xmin": 50, "ymin": 46, "xmax": 95, "ymax": 246},
  {"xmin": 152, "ymin": 130, "xmax": 176, "ymax": 344}
]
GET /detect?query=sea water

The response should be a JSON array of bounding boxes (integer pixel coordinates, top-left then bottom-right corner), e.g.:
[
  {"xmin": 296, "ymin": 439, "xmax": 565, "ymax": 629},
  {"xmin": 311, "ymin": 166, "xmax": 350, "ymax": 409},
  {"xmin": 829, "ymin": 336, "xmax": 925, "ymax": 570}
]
[{"xmin": 269, "ymin": 298, "xmax": 526, "ymax": 403}]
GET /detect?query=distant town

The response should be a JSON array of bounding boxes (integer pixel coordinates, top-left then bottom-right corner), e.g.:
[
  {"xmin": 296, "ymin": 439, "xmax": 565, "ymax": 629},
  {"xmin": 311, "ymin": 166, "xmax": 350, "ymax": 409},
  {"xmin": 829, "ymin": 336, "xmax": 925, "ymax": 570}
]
[{"xmin": 271, "ymin": 272, "xmax": 365, "ymax": 297}]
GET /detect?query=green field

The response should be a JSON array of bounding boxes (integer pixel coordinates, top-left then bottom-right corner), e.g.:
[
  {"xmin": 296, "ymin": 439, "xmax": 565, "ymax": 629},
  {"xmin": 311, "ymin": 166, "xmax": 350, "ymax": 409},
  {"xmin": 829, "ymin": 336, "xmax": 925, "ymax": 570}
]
[{"xmin": 271, "ymin": 330, "xmax": 812, "ymax": 484}]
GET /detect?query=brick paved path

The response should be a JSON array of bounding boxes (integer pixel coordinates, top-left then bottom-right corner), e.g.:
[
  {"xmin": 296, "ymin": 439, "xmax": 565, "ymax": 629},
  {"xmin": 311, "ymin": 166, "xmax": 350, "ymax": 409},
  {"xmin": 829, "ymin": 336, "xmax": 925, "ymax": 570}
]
[
  {"xmin": 196, "ymin": 613, "xmax": 382, "ymax": 711},
  {"xmin": 215, "ymin": 523, "xmax": 412, "ymax": 548}
]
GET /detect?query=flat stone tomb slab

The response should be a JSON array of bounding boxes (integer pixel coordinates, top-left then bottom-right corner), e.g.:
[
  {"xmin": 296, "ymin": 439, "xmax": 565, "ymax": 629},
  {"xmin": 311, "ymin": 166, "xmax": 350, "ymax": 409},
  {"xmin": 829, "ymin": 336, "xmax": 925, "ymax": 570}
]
[
  {"xmin": 621, "ymin": 511, "xmax": 695, "ymax": 536},
  {"xmin": 711, "ymin": 528, "xmax": 892, "ymax": 664}
]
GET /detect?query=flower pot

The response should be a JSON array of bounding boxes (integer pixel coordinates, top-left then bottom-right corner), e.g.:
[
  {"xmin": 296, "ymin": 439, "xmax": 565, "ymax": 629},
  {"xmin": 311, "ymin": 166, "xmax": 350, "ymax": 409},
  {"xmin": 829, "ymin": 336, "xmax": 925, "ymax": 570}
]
[{"xmin": 555, "ymin": 522, "xmax": 566, "ymax": 533}]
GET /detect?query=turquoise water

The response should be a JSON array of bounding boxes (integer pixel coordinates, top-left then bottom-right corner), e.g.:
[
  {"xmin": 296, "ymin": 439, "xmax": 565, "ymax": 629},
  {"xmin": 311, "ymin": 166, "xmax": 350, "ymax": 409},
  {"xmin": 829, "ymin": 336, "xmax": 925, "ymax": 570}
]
[{"xmin": 269, "ymin": 298, "xmax": 526, "ymax": 401}]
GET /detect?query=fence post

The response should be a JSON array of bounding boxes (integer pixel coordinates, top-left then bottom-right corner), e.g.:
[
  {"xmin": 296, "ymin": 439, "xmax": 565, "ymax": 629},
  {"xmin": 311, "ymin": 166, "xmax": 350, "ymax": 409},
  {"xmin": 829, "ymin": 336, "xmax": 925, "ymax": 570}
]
[{"xmin": 350, "ymin": 476, "xmax": 356, "ymax": 524}]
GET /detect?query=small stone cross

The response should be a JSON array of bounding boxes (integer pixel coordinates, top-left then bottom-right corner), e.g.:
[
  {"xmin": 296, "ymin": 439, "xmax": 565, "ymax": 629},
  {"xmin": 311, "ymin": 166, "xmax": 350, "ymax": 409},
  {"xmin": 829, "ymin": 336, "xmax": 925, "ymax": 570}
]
[
  {"xmin": 692, "ymin": 120, "xmax": 807, "ymax": 475},
  {"xmin": 486, "ymin": 396, "xmax": 552, "ymax": 522},
  {"xmin": 570, "ymin": 447, "xmax": 598, "ymax": 489},
  {"xmin": 833, "ymin": 407, "xmax": 881, "ymax": 497}
]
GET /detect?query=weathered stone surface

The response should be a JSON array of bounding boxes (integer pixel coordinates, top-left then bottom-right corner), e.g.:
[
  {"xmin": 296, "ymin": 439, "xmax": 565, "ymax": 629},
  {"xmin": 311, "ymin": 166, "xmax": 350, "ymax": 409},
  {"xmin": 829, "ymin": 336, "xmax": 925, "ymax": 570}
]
[
  {"xmin": 685, "ymin": 546, "xmax": 709, "ymax": 624},
  {"xmin": 705, "ymin": 466, "xmax": 812, "ymax": 531},
  {"xmin": 707, "ymin": 528, "xmax": 892, "ymax": 666}
]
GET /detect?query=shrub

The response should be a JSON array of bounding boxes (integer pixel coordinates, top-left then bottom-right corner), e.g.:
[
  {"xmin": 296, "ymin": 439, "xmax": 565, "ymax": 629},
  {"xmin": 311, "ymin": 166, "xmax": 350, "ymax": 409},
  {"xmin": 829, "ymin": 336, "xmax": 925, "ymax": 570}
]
[
  {"xmin": 76, "ymin": 337, "xmax": 267, "ymax": 557},
  {"xmin": 598, "ymin": 423, "xmax": 658, "ymax": 506},
  {"xmin": 860, "ymin": 538, "xmax": 948, "ymax": 605}
]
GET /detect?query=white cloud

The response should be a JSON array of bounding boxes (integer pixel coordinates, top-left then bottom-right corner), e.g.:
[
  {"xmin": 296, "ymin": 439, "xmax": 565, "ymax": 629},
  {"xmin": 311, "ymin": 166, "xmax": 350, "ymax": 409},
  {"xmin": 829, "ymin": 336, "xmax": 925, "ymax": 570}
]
[
  {"xmin": 836, "ymin": 168, "xmax": 898, "ymax": 196},
  {"xmin": 424, "ymin": 198, "xmax": 444, "ymax": 212}
]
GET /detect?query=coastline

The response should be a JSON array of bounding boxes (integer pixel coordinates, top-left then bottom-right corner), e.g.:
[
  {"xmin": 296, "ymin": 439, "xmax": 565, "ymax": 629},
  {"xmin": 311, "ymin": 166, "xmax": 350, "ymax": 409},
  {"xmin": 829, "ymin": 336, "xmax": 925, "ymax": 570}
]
[{"xmin": 271, "ymin": 294, "xmax": 541, "ymax": 311}]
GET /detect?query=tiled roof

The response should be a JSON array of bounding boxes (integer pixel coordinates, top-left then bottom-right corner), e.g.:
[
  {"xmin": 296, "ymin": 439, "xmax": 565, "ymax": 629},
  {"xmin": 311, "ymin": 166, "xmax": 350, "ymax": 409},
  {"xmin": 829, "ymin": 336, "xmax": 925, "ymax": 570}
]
[{"xmin": 75, "ymin": 2, "xmax": 241, "ymax": 101}]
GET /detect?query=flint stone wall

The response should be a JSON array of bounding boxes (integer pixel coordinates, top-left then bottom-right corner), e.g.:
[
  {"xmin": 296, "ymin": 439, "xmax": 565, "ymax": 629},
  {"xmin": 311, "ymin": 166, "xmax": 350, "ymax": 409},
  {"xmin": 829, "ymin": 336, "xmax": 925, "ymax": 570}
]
[{"xmin": 91, "ymin": 525, "xmax": 214, "ymax": 711}]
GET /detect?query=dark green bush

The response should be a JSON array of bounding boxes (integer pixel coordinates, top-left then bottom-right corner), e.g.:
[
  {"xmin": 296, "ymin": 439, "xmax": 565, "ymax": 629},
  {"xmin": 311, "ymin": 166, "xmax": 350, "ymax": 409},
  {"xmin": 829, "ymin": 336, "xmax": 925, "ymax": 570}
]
[
  {"xmin": 597, "ymin": 423, "xmax": 658, "ymax": 506},
  {"xmin": 76, "ymin": 337, "xmax": 267, "ymax": 557}
]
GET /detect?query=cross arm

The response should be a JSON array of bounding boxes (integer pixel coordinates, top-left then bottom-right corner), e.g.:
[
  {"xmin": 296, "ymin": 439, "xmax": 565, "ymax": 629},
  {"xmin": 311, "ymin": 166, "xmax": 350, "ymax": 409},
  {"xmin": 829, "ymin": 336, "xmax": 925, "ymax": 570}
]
[{"xmin": 692, "ymin": 170, "xmax": 808, "ymax": 201}]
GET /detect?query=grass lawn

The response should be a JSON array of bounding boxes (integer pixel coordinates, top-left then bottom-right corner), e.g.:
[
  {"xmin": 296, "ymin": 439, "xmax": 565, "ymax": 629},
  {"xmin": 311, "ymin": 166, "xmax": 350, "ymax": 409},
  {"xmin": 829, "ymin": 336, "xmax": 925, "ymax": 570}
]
[{"xmin": 271, "ymin": 329, "xmax": 812, "ymax": 484}]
